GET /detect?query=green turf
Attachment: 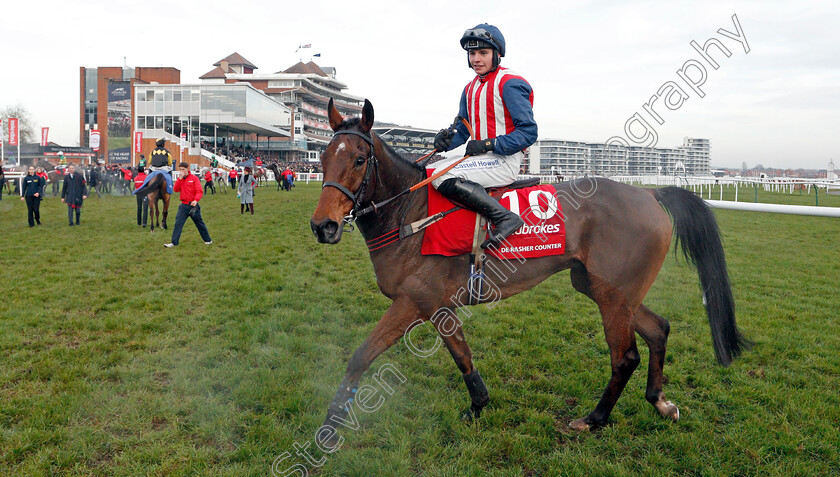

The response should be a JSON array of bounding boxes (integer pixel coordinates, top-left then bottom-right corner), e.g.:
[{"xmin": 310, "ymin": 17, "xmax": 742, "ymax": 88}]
[{"xmin": 0, "ymin": 183, "xmax": 838, "ymax": 476}]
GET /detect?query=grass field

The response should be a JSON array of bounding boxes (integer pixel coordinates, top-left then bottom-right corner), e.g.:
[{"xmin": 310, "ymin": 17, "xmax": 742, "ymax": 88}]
[{"xmin": 1, "ymin": 183, "xmax": 839, "ymax": 476}]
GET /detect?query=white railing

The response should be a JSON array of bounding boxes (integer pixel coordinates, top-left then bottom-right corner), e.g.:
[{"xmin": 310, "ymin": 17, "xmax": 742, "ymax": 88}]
[
  {"xmin": 199, "ymin": 149, "xmax": 235, "ymax": 169},
  {"xmin": 296, "ymin": 173, "xmax": 322, "ymax": 183},
  {"xmin": 521, "ymin": 174, "xmax": 840, "ymax": 217}
]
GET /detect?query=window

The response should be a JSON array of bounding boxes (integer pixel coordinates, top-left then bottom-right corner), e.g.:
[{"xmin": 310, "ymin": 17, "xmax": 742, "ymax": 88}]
[
  {"xmin": 155, "ymin": 116, "xmax": 163, "ymax": 129},
  {"xmin": 147, "ymin": 90, "xmax": 155, "ymax": 101},
  {"xmin": 137, "ymin": 117, "xmax": 145, "ymax": 129},
  {"xmin": 164, "ymin": 89, "xmax": 173, "ymax": 101},
  {"xmin": 174, "ymin": 91, "xmax": 182, "ymax": 102}
]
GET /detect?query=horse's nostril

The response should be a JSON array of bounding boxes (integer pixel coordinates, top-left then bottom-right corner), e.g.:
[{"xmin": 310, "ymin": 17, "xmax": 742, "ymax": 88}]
[{"xmin": 324, "ymin": 222, "xmax": 338, "ymax": 236}]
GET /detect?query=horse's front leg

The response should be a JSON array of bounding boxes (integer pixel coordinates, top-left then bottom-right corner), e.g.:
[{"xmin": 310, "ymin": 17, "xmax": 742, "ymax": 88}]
[
  {"xmin": 432, "ymin": 319, "xmax": 489, "ymax": 420},
  {"xmin": 322, "ymin": 299, "xmax": 423, "ymax": 432}
]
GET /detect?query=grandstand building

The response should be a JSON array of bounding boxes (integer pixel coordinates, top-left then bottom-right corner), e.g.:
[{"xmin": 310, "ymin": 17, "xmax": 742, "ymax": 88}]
[
  {"xmin": 201, "ymin": 53, "xmax": 365, "ymax": 156},
  {"xmin": 528, "ymin": 137, "xmax": 711, "ymax": 176},
  {"xmin": 371, "ymin": 123, "xmax": 436, "ymax": 160}
]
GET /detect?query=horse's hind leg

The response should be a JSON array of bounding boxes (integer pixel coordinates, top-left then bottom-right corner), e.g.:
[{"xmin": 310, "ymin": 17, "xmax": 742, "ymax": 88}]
[
  {"xmin": 570, "ymin": 289, "xmax": 641, "ymax": 431},
  {"xmin": 432, "ymin": 320, "xmax": 488, "ymax": 420},
  {"xmin": 635, "ymin": 304, "xmax": 679, "ymax": 421}
]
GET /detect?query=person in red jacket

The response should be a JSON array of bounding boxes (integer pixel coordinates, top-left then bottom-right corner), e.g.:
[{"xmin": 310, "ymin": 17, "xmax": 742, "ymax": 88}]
[
  {"xmin": 203, "ymin": 168, "xmax": 216, "ymax": 195},
  {"xmin": 121, "ymin": 167, "xmax": 133, "ymax": 195},
  {"xmin": 133, "ymin": 166, "xmax": 149, "ymax": 227},
  {"xmin": 228, "ymin": 168, "xmax": 238, "ymax": 189},
  {"xmin": 164, "ymin": 163, "xmax": 212, "ymax": 248}
]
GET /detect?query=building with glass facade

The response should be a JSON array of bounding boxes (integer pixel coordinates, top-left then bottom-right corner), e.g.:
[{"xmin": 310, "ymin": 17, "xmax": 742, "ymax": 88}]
[
  {"xmin": 200, "ymin": 53, "xmax": 365, "ymax": 153},
  {"xmin": 80, "ymin": 61, "xmax": 297, "ymax": 167},
  {"xmin": 133, "ymin": 82, "xmax": 291, "ymax": 164}
]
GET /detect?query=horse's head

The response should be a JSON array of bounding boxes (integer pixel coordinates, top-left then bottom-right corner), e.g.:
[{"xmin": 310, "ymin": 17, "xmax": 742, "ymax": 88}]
[{"xmin": 310, "ymin": 98, "xmax": 376, "ymax": 244}]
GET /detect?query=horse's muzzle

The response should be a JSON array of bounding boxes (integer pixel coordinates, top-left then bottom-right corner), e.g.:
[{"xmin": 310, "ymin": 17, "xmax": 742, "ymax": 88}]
[{"xmin": 311, "ymin": 218, "xmax": 343, "ymax": 244}]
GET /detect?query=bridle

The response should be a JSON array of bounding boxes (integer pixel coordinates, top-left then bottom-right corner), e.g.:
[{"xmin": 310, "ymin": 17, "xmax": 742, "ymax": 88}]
[
  {"xmin": 321, "ymin": 129, "xmax": 380, "ymax": 229},
  {"xmin": 320, "ymin": 118, "xmax": 476, "ymax": 234}
]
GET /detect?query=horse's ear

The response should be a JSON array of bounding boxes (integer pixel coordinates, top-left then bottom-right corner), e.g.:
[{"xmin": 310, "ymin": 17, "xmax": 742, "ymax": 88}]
[
  {"xmin": 328, "ymin": 98, "xmax": 344, "ymax": 131},
  {"xmin": 360, "ymin": 99, "xmax": 374, "ymax": 134}
]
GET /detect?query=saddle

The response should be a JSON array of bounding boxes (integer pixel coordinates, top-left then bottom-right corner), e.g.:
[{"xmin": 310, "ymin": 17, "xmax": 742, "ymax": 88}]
[
  {"xmin": 409, "ymin": 176, "xmax": 565, "ymax": 305},
  {"xmin": 399, "ymin": 177, "xmax": 541, "ymax": 240}
]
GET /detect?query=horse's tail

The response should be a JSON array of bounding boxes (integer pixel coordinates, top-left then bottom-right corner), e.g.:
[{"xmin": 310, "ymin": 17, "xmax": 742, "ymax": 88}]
[
  {"xmin": 135, "ymin": 173, "xmax": 163, "ymax": 197},
  {"xmin": 653, "ymin": 186, "xmax": 750, "ymax": 366}
]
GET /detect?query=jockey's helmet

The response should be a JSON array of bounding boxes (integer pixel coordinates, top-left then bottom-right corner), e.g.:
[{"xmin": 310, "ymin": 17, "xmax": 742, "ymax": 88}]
[{"xmin": 460, "ymin": 24, "xmax": 506, "ymax": 68}]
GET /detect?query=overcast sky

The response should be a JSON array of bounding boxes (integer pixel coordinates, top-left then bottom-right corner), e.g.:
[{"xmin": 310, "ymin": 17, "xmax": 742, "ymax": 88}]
[{"xmin": 2, "ymin": 0, "xmax": 838, "ymax": 169}]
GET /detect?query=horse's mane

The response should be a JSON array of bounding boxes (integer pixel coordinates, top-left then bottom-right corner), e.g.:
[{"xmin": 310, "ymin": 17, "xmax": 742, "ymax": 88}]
[{"xmin": 337, "ymin": 119, "xmax": 424, "ymax": 172}]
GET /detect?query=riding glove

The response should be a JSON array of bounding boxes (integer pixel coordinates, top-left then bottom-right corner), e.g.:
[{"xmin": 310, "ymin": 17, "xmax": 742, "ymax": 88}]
[
  {"xmin": 433, "ymin": 128, "xmax": 455, "ymax": 152},
  {"xmin": 465, "ymin": 139, "xmax": 495, "ymax": 156}
]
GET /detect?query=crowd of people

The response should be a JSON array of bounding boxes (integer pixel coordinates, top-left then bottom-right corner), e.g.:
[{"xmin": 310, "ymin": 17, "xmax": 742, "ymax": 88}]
[{"xmin": 3, "ymin": 138, "xmax": 309, "ymax": 247}]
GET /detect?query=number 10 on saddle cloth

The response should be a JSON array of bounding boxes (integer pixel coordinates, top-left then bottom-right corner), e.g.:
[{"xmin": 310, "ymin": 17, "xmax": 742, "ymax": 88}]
[{"xmin": 421, "ymin": 184, "xmax": 566, "ymax": 260}]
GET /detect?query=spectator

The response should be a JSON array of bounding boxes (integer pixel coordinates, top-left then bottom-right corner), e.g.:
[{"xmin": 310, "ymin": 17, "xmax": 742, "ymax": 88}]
[
  {"xmin": 0, "ymin": 166, "xmax": 5, "ymax": 200},
  {"xmin": 20, "ymin": 165, "xmax": 45, "ymax": 227},
  {"xmin": 35, "ymin": 167, "xmax": 49, "ymax": 198},
  {"xmin": 164, "ymin": 162, "xmax": 212, "ymax": 248},
  {"xmin": 134, "ymin": 166, "xmax": 149, "ymax": 227},
  {"xmin": 203, "ymin": 168, "xmax": 216, "ymax": 195},
  {"xmin": 228, "ymin": 168, "xmax": 238, "ymax": 189},
  {"xmin": 238, "ymin": 166, "xmax": 256, "ymax": 215},
  {"xmin": 88, "ymin": 165, "xmax": 101, "ymax": 198},
  {"xmin": 61, "ymin": 164, "xmax": 88, "ymax": 226}
]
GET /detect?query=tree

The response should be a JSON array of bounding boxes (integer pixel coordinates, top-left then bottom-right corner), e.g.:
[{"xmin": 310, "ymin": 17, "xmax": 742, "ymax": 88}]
[{"xmin": 1, "ymin": 104, "xmax": 36, "ymax": 143}]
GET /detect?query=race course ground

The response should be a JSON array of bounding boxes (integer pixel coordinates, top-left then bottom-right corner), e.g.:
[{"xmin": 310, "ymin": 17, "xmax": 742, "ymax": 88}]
[{"xmin": 1, "ymin": 183, "xmax": 839, "ymax": 476}]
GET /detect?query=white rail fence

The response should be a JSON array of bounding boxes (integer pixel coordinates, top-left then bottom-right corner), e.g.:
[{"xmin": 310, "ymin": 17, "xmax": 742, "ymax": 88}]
[{"xmin": 525, "ymin": 174, "xmax": 840, "ymax": 217}]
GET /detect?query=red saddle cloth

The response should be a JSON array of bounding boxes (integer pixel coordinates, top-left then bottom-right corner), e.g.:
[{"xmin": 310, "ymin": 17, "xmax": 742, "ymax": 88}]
[{"xmin": 421, "ymin": 177, "xmax": 566, "ymax": 260}]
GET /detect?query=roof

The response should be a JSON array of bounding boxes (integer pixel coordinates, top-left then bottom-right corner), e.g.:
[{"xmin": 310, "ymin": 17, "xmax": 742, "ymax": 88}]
[
  {"xmin": 214, "ymin": 52, "xmax": 257, "ymax": 69},
  {"xmin": 281, "ymin": 61, "xmax": 328, "ymax": 77},
  {"xmin": 199, "ymin": 65, "xmax": 231, "ymax": 79}
]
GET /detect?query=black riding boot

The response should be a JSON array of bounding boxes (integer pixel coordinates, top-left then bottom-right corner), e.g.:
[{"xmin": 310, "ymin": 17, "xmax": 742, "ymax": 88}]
[{"xmin": 437, "ymin": 178, "xmax": 524, "ymax": 249}]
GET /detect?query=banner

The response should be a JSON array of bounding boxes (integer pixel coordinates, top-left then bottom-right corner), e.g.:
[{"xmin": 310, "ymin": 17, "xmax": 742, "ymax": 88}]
[
  {"xmin": 8, "ymin": 118, "xmax": 19, "ymax": 146},
  {"xmin": 134, "ymin": 131, "xmax": 143, "ymax": 154},
  {"xmin": 107, "ymin": 81, "xmax": 132, "ymax": 163},
  {"xmin": 90, "ymin": 129, "xmax": 101, "ymax": 151},
  {"xmin": 41, "ymin": 127, "xmax": 49, "ymax": 146},
  {"xmin": 180, "ymin": 132, "xmax": 187, "ymax": 152}
]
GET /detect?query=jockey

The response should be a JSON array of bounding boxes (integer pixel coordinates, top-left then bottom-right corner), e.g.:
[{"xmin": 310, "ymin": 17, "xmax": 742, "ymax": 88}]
[
  {"xmin": 137, "ymin": 138, "xmax": 174, "ymax": 194},
  {"xmin": 56, "ymin": 152, "xmax": 68, "ymax": 171},
  {"xmin": 431, "ymin": 23, "xmax": 538, "ymax": 249},
  {"xmin": 138, "ymin": 154, "xmax": 147, "ymax": 168}
]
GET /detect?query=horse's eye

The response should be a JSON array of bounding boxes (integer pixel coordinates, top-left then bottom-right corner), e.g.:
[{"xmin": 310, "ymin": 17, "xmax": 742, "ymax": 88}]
[{"xmin": 355, "ymin": 157, "xmax": 366, "ymax": 166}]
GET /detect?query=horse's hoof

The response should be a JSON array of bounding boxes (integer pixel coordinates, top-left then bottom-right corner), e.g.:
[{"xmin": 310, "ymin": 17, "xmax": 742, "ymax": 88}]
[
  {"xmin": 461, "ymin": 403, "xmax": 485, "ymax": 422},
  {"xmin": 655, "ymin": 400, "xmax": 680, "ymax": 422},
  {"xmin": 568, "ymin": 418, "xmax": 591, "ymax": 431}
]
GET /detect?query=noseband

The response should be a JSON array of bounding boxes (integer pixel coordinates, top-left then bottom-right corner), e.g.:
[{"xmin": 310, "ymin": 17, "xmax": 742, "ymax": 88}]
[{"xmin": 322, "ymin": 129, "xmax": 379, "ymax": 226}]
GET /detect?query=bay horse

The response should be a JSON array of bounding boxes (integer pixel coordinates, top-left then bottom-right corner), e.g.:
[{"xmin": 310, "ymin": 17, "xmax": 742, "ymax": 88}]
[
  {"xmin": 134, "ymin": 173, "xmax": 171, "ymax": 232},
  {"xmin": 310, "ymin": 99, "xmax": 749, "ymax": 434},
  {"xmin": 266, "ymin": 163, "xmax": 286, "ymax": 191},
  {"xmin": 47, "ymin": 170, "xmax": 64, "ymax": 196}
]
